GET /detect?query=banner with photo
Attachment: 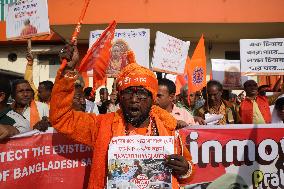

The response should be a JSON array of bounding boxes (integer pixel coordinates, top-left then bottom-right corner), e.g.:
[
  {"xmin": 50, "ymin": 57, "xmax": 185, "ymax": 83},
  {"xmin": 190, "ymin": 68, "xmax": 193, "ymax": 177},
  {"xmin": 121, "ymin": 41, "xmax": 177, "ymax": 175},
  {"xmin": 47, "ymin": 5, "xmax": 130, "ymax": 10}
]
[
  {"xmin": 240, "ymin": 38, "xmax": 284, "ymax": 75},
  {"xmin": 179, "ymin": 124, "xmax": 284, "ymax": 189},
  {"xmin": 6, "ymin": 0, "xmax": 50, "ymax": 40},
  {"xmin": 152, "ymin": 31, "xmax": 190, "ymax": 75},
  {"xmin": 211, "ymin": 59, "xmax": 250, "ymax": 89},
  {"xmin": 107, "ymin": 136, "xmax": 174, "ymax": 189},
  {"xmin": 89, "ymin": 29, "xmax": 150, "ymax": 77}
]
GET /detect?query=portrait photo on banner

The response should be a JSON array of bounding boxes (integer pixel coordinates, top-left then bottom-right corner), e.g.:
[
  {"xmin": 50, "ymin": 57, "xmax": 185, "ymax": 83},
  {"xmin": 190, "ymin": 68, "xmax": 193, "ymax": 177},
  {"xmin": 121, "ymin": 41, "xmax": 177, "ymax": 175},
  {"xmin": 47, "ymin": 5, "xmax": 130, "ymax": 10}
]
[
  {"xmin": 211, "ymin": 59, "xmax": 250, "ymax": 90},
  {"xmin": 89, "ymin": 29, "xmax": 150, "ymax": 77},
  {"xmin": 5, "ymin": 0, "xmax": 50, "ymax": 40}
]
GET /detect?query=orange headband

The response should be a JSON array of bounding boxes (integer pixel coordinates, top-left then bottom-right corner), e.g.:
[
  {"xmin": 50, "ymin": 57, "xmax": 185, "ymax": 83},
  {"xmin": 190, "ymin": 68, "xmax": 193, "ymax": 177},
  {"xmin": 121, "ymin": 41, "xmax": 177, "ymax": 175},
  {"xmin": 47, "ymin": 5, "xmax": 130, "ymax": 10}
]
[
  {"xmin": 116, "ymin": 51, "xmax": 158, "ymax": 100},
  {"xmin": 117, "ymin": 74, "xmax": 158, "ymax": 98}
]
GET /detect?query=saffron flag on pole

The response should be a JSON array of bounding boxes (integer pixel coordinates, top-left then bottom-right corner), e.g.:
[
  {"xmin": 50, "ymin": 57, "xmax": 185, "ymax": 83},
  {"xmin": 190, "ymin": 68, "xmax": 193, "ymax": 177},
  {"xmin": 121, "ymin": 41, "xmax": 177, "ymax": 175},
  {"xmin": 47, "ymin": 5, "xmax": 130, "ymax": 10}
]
[
  {"xmin": 186, "ymin": 35, "xmax": 206, "ymax": 93},
  {"xmin": 175, "ymin": 75, "xmax": 187, "ymax": 95},
  {"xmin": 78, "ymin": 20, "xmax": 117, "ymax": 89},
  {"xmin": 175, "ymin": 57, "xmax": 189, "ymax": 95},
  {"xmin": 59, "ymin": 0, "xmax": 91, "ymax": 70}
]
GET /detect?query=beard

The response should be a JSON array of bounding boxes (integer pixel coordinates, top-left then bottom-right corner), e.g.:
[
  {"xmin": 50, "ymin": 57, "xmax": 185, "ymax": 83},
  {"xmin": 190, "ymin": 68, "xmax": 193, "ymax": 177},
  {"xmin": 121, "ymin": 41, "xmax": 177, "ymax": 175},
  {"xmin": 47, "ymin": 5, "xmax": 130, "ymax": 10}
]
[{"xmin": 121, "ymin": 102, "xmax": 152, "ymax": 127}]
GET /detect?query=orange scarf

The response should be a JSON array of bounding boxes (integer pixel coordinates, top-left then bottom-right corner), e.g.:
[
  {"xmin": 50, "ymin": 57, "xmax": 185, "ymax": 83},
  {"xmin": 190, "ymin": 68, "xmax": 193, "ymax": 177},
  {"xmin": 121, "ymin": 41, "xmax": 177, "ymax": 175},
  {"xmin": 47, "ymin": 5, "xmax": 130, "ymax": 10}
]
[
  {"xmin": 30, "ymin": 100, "xmax": 40, "ymax": 128},
  {"xmin": 92, "ymin": 105, "xmax": 182, "ymax": 189},
  {"xmin": 240, "ymin": 96, "xmax": 271, "ymax": 124},
  {"xmin": 112, "ymin": 105, "xmax": 176, "ymax": 137}
]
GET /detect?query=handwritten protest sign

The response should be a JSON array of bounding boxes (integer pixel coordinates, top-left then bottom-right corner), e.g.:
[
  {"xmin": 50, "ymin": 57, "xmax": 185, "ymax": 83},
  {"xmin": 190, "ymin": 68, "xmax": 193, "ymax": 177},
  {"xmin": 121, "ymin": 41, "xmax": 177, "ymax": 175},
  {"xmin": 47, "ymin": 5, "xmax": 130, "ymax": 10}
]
[
  {"xmin": 211, "ymin": 59, "xmax": 250, "ymax": 89},
  {"xmin": 152, "ymin": 31, "xmax": 190, "ymax": 75},
  {"xmin": 107, "ymin": 136, "xmax": 174, "ymax": 189},
  {"xmin": 240, "ymin": 38, "xmax": 284, "ymax": 75},
  {"xmin": 180, "ymin": 124, "xmax": 284, "ymax": 189},
  {"xmin": 6, "ymin": 0, "xmax": 50, "ymax": 40},
  {"xmin": 89, "ymin": 29, "xmax": 150, "ymax": 77}
]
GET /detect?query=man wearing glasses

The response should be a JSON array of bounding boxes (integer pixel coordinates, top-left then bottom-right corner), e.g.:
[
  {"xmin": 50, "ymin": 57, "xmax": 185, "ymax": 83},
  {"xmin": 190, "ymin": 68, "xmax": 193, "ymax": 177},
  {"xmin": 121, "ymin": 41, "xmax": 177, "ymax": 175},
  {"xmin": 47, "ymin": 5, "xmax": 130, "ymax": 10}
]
[{"xmin": 50, "ymin": 46, "xmax": 194, "ymax": 189}]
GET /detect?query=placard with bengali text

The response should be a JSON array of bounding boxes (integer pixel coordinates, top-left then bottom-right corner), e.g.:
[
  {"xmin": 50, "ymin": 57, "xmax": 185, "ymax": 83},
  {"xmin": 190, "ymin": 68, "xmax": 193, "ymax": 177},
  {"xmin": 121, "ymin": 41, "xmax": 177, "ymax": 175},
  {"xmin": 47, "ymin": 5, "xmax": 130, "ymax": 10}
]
[{"xmin": 240, "ymin": 38, "xmax": 284, "ymax": 75}]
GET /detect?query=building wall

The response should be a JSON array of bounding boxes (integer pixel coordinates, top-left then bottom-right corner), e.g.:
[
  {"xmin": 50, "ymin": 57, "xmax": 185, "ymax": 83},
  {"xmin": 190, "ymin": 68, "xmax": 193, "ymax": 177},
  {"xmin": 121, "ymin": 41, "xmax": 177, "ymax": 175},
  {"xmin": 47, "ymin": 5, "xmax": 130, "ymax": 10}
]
[
  {"xmin": 0, "ymin": 44, "xmax": 63, "ymax": 86},
  {"xmin": 48, "ymin": 0, "xmax": 284, "ymax": 24}
]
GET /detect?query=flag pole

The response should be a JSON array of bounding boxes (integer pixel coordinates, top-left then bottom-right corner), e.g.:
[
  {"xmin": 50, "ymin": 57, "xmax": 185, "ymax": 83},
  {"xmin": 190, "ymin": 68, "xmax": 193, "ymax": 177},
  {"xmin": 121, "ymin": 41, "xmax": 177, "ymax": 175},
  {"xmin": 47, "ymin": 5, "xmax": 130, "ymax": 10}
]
[
  {"xmin": 206, "ymin": 86, "xmax": 209, "ymax": 113},
  {"xmin": 27, "ymin": 38, "xmax": 32, "ymax": 53},
  {"xmin": 60, "ymin": 0, "xmax": 91, "ymax": 70}
]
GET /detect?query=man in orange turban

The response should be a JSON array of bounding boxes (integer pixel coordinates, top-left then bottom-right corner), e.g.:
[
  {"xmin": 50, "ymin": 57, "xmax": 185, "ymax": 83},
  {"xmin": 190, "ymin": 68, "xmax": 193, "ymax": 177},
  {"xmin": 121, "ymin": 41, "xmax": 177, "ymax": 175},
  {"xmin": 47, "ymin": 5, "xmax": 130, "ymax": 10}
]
[{"xmin": 50, "ymin": 45, "xmax": 194, "ymax": 189}]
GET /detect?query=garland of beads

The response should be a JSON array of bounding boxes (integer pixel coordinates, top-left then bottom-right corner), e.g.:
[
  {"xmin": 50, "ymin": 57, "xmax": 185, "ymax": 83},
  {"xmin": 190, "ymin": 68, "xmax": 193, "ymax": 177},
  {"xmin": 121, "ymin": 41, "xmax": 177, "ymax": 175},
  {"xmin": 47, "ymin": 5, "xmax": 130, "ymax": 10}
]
[{"xmin": 125, "ymin": 117, "xmax": 159, "ymax": 136}]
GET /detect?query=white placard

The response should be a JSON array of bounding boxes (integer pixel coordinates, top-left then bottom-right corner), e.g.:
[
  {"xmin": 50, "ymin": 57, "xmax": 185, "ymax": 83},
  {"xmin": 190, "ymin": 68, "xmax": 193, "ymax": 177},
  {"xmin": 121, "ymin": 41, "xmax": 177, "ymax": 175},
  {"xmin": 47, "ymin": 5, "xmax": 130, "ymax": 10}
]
[
  {"xmin": 240, "ymin": 38, "xmax": 284, "ymax": 75},
  {"xmin": 107, "ymin": 136, "xmax": 174, "ymax": 189},
  {"xmin": 6, "ymin": 0, "xmax": 50, "ymax": 40},
  {"xmin": 89, "ymin": 29, "xmax": 150, "ymax": 77},
  {"xmin": 152, "ymin": 31, "xmax": 190, "ymax": 75},
  {"xmin": 211, "ymin": 59, "xmax": 250, "ymax": 89}
]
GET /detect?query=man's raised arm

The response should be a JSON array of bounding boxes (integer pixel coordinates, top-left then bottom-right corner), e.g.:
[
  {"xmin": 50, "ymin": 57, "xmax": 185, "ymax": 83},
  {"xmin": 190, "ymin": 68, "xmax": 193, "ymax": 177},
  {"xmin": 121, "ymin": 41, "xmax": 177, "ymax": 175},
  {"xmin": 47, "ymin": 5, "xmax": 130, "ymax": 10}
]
[{"xmin": 49, "ymin": 44, "xmax": 98, "ymax": 147}]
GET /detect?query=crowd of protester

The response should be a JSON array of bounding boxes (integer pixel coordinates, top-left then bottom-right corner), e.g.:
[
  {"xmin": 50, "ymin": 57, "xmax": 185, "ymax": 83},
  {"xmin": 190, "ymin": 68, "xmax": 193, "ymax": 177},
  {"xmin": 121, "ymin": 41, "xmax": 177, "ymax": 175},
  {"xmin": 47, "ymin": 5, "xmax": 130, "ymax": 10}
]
[
  {"xmin": 1, "ymin": 48, "xmax": 284, "ymax": 141},
  {"xmin": 0, "ymin": 44, "xmax": 284, "ymax": 188}
]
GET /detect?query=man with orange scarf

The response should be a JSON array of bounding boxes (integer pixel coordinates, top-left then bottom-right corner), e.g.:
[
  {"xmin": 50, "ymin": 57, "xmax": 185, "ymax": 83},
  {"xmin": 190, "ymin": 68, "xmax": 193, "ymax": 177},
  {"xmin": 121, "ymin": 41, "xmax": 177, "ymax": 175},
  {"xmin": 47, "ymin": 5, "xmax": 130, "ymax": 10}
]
[
  {"xmin": 239, "ymin": 80, "xmax": 283, "ymax": 124},
  {"xmin": 50, "ymin": 44, "xmax": 194, "ymax": 189},
  {"xmin": 11, "ymin": 79, "xmax": 51, "ymax": 131}
]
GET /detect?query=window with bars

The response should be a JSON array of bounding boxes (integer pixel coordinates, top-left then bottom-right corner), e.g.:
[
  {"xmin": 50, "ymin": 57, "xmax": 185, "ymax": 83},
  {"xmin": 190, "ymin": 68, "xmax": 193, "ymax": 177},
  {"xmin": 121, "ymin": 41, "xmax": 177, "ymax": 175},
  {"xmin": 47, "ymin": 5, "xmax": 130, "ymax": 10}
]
[{"xmin": 38, "ymin": 54, "xmax": 60, "ymax": 65}]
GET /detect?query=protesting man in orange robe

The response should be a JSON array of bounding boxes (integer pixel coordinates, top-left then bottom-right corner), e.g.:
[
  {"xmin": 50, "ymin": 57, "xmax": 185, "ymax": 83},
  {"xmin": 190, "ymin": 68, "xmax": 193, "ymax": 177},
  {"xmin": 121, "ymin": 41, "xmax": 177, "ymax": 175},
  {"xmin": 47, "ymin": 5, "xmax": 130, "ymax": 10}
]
[{"xmin": 49, "ymin": 44, "xmax": 194, "ymax": 189}]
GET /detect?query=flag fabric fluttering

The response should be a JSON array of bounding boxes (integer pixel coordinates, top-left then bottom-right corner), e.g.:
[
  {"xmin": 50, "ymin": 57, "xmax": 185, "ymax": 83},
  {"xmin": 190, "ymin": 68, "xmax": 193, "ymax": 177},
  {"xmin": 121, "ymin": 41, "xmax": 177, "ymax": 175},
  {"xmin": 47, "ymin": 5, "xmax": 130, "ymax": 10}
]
[
  {"xmin": 60, "ymin": 0, "xmax": 91, "ymax": 70},
  {"xmin": 186, "ymin": 34, "xmax": 207, "ymax": 93},
  {"xmin": 175, "ymin": 56, "xmax": 190, "ymax": 95},
  {"xmin": 175, "ymin": 74, "xmax": 187, "ymax": 95},
  {"xmin": 78, "ymin": 20, "xmax": 117, "ymax": 90}
]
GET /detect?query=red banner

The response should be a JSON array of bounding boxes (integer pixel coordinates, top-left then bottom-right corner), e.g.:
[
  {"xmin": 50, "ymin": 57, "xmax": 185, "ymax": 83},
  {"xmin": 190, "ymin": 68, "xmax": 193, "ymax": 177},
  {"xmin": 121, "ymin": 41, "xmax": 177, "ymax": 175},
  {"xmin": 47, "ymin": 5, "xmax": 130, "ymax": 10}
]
[
  {"xmin": 180, "ymin": 124, "xmax": 284, "ymax": 189},
  {"xmin": 1, "ymin": 125, "xmax": 284, "ymax": 189},
  {"xmin": 0, "ymin": 131, "xmax": 92, "ymax": 189}
]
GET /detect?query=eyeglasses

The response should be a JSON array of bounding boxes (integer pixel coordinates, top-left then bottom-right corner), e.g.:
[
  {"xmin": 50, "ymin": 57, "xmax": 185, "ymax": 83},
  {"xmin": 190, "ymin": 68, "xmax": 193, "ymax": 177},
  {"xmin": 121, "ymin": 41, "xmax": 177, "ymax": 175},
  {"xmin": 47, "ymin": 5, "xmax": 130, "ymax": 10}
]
[{"xmin": 121, "ymin": 87, "xmax": 151, "ymax": 100}]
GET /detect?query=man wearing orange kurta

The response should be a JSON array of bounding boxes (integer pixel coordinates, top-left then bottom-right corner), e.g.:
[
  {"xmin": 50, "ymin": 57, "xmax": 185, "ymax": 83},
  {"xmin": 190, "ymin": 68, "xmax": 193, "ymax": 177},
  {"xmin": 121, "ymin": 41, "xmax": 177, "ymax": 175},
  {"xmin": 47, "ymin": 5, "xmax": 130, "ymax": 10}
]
[
  {"xmin": 239, "ymin": 80, "xmax": 283, "ymax": 124},
  {"xmin": 50, "ymin": 45, "xmax": 194, "ymax": 189}
]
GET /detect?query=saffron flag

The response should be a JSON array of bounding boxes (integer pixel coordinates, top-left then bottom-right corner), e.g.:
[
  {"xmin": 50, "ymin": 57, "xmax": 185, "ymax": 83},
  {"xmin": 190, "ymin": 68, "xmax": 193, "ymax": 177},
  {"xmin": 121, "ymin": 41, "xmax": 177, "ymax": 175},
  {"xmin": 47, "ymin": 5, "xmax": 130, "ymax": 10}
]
[
  {"xmin": 186, "ymin": 35, "xmax": 206, "ymax": 93},
  {"xmin": 81, "ymin": 71, "xmax": 89, "ymax": 87},
  {"xmin": 78, "ymin": 21, "xmax": 117, "ymax": 89},
  {"xmin": 175, "ymin": 57, "xmax": 190, "ymax": 95},
  {"xmin": 175, "ymin": 75, "xmax": 187, "ymax": 95}
]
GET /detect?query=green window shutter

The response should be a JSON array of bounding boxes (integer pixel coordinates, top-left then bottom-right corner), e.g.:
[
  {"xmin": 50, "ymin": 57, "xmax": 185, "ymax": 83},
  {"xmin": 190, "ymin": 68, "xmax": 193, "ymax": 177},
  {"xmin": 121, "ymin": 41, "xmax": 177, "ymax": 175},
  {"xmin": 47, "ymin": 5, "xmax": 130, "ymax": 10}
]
[{"xmin": 0, "ymin": 0, "xmax": 16, "ymax": 21}]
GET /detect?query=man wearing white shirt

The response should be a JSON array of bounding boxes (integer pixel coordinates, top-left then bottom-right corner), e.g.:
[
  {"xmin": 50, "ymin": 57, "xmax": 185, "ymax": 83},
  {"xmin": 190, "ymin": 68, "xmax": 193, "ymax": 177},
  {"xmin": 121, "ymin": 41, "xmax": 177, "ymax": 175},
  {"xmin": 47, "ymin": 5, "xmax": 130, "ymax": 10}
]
[
  {"xmin": 11, "ymin": 79, "xmax": 50, "ymax": 131},
  {"xmin": 156, "ymin": 78, "xmax": 205, "ymax": 128},
  {"xmin": 0, "ymin": 77, "xmax": 30, "ymax": 140},
  {"xmin": 84, "ymin": 87, "xmax": 99, "ymax": 114},
  {"xmin": 21, "ymin": 101, "xmax": 49, "ymax": 121},
  {"xmin": 271, "ymin": 96, "xmax": 284, "ymax": 123}
]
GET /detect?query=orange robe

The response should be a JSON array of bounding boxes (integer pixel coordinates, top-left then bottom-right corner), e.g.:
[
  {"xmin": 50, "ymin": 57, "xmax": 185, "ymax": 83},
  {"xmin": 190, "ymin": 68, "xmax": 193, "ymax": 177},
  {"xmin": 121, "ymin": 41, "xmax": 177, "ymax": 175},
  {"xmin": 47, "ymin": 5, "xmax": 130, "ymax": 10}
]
[
  {"xmin": 239, "ymin": 96, "xmax": 272, "ymax": 124},
  {"xmin": 50, "ymin": 70, "xmax": 194, "ymax": 189}
]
